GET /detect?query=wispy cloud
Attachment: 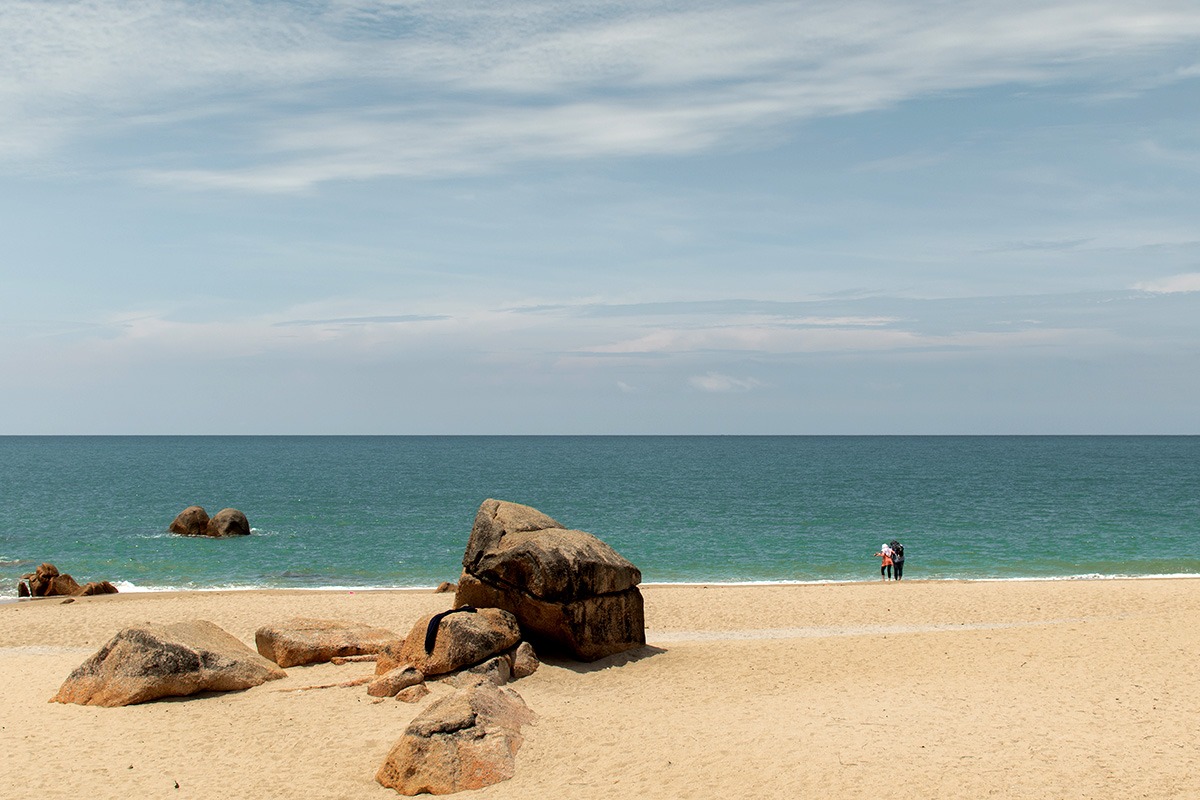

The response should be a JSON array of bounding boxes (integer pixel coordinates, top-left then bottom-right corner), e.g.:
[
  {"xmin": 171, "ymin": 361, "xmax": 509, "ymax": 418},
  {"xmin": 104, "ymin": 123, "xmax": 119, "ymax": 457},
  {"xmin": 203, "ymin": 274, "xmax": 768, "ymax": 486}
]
[
  {"xmin": 1134, "ymin": 272, "xmax": 1200, "ymax": 293},
  {"xmin": 274, "ymin": 314, "xmax": 449, "ymax": 327},
  {"xmin": 689, "ymin": 372, "xmax": 764, "ymax": 393},
  {"xmin": 4, "ymin": 1, "xmax": 1200, "ymax": 189}
]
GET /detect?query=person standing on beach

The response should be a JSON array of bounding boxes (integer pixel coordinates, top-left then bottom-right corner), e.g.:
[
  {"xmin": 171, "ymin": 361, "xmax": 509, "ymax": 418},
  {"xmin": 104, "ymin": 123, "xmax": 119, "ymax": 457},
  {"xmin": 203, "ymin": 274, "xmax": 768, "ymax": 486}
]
[
  {"xmin": 874, "ymin": 543, "xmax": 894, "ymax": 580},
  {"xmin": 890, "ymin": 539, "xmax": 905, "ymax": 581}
]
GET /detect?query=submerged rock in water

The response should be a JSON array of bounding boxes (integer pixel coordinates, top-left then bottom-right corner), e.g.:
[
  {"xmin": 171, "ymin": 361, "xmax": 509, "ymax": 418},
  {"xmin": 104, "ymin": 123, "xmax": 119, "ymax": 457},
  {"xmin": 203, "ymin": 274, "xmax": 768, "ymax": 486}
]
[{"xmin": 168, "ymin": 505, "xmax": 251, "ymax": 537}]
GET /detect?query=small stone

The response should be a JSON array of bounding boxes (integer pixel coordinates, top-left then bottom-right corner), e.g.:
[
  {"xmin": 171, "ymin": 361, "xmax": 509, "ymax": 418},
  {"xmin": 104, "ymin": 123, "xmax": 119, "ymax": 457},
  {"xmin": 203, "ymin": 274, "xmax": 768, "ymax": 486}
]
[
  {"xmin": 395, "ymin": 684, "xmax": 430, "ymax": 703},
  {"xmin": 511, "ymin": 641, "xmax": 539, "ymax": 679},
  {"xmin": 368, "ymin": 666, "xmax": 425, "ymax": 698}
]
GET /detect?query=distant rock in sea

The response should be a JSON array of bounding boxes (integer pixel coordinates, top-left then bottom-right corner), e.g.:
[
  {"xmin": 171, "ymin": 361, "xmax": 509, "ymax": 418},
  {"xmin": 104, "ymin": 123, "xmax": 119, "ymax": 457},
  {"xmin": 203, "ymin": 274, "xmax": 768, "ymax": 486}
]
[{"xmin": 168, "ymin": 505, "xmax": 251, "ymax": 537}]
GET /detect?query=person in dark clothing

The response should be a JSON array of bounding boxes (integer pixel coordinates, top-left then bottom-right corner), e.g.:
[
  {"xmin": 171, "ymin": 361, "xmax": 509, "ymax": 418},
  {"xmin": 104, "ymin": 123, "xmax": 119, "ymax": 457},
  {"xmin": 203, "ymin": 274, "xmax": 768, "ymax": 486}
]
[{"xmin": 889, "ymin": 539, "xmax": 905, "ymax": 580}]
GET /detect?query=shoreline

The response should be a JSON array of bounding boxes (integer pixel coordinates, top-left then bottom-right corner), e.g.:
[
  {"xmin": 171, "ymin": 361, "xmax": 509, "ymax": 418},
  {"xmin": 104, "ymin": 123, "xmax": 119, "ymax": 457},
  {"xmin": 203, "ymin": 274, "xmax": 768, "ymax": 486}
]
[{"xmin": 7, "ymin": 569, "xmax": 1200, "ymax": 602}]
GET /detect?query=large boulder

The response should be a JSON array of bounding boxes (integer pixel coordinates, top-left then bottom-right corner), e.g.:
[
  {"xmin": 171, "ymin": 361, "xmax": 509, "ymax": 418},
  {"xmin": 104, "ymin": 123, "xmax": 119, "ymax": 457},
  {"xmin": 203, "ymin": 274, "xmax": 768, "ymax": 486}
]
[
  {"xmin": 168, "ymin": 505, "xmax": 210, "ymax": 536},
  {"xmin": 454, "ymin": 499, "xmax": 645, "ymax": 661},
  {"xmin": 207, "ymin": 508, "xmax": 251, "ymax": 537},
  {"xmin": 52, "ymin": 620, "xmax": 286, "ymax": 706},
  {"xmin": 375, "ymin": 607, "xmax": 521, "ymax": 677},
  {"xmin": 255, "ymin": 618, "xmax": 399, "ymax": 668},
  {"xmin": 376, "ymin": 679, "xmax": 535, "ymax": 795}
]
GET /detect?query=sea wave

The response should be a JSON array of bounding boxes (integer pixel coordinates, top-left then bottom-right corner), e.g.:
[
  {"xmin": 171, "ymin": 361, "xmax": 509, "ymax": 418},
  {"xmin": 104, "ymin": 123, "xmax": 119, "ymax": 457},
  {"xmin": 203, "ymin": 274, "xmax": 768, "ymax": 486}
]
[{"xmin": 90, "ymin": 572, "xmax": 1200, "ymax": 594}]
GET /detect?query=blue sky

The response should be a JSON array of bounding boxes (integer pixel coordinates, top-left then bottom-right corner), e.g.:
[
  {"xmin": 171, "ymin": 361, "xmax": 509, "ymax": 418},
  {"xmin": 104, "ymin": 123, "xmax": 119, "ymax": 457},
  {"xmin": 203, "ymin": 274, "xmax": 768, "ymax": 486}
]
[{"xmin": 2, "ymin": 0, "xmax": 1198, "ymax": 433}]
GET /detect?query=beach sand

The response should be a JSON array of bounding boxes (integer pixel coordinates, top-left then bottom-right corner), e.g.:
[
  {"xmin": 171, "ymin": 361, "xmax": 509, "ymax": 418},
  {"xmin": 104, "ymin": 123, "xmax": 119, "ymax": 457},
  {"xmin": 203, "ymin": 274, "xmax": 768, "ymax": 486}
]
[{"xmin": 3, "ymin": 579, "xmax": 1198, "ymax": 799}]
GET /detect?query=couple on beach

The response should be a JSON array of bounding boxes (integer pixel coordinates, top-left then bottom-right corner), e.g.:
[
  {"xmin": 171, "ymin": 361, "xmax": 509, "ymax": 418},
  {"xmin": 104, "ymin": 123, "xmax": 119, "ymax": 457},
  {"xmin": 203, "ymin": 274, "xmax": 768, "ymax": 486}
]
[{"xmin": 875, "ymin": 540, "xmax": 905, "ymax": 580}]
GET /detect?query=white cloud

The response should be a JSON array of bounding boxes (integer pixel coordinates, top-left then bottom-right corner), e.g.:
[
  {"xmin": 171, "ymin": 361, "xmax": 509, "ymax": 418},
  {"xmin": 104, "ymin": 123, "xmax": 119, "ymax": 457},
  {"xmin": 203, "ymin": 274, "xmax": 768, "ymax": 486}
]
[
  {"xmin": 1134, "ymin": 272, "xmax": 1200, "ymax": 293},
  {"xmin": 4, "ymin": 1, "xmax": 1200, "ymax": 188},
  {"xmin": 689, "ymin": 372, "xmax": 764, "ymax": 393}
]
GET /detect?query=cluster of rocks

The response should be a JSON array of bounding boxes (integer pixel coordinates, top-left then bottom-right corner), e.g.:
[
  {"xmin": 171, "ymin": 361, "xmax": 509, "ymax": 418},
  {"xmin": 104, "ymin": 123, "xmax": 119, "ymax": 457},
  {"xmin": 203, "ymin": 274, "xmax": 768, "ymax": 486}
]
[
  {"xmin": 48, "ymin": 498, "xmax": 645, "ymax": 797},
  {"xmin": 455, "ymin": 498, "xmax": 645, "ymax": 661},
  {"xmin": 169, "ymin": 505, "xmax": 251, "ymax": 537},
  {"xmin": 17, "ymin": 563, "xmax": 118, "ymax": 599}
]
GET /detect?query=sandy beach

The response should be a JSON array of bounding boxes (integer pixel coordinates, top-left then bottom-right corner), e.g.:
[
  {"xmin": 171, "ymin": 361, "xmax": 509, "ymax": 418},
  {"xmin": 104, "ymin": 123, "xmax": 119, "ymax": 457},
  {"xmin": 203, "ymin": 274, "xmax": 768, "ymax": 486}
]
[{"xmin": 3, "ymin": 579, "xmax": 1198, "ymax": 799}]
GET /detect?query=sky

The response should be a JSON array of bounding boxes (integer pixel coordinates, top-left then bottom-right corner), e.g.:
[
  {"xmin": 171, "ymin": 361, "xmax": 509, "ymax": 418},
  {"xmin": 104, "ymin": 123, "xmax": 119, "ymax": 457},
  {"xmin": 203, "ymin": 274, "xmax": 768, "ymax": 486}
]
[{"xmin": 2, "ymin": 0, "xmax": 1199, "ymax": 434}]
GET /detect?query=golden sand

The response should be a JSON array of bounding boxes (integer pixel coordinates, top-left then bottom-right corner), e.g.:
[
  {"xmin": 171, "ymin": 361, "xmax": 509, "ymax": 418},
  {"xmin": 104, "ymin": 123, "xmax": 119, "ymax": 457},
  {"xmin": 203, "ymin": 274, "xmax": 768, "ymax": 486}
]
[{"xmin": 3, "ymin": 579, "xmax": 1198, "ymax": 798}]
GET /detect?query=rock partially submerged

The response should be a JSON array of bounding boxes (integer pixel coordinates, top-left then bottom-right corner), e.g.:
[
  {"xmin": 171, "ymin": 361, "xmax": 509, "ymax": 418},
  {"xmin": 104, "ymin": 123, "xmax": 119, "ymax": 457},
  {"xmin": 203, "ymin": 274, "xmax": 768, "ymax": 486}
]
[
  {"xmin": 18, "ymin": 563, "xmax": 118, "ymax": 598},
  {"xmin": 376, "ymin": 680, "xmax": 535, "ymax": 795},
  {"xmin": 255, "ymin": 618, "xmax": 398, "ymax": 668},
  {"xmin": 375, "ymin": 607, "xmax": 521, "ymax": 677},
  {"xmin": 168, "ymin": 505, "xmax": 210, "ymax": 536},
  {"xmin": 53, "ymin": 620, "xmax": 285, "ymax": 706},
  {"xmin": 455, "ymin": 499, "xmax": 645, "ymax": 661},
  {"xmin": 207, "ymin": 507, "xmax": 251, "ymax": 537},
  {"xmin": 168, "ymin": 505, "xmax": 251, "ymax": 537}
]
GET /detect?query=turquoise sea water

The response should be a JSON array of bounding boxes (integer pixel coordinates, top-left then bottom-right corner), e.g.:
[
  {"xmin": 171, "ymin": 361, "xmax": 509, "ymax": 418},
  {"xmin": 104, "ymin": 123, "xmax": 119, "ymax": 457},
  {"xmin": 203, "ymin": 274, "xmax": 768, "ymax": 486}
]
[{"xmin": 1, "ymin": 436, "xmax": 1197, "ymax": 595}]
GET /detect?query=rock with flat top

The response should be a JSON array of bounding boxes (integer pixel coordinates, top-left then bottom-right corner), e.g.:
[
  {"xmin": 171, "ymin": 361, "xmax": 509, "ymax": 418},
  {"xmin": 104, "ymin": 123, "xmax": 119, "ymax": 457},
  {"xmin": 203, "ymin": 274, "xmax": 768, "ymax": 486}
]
[
  {"xmin": 376, "ymin": 680, "xmax": 535, "ymax": 795},
  {"xmin": 454, "ymin": 499, "xmax": 645, "ymax": 661},
  {"xmin": 375, "ymin": 607, "xmax": 521, "ymax": 677},
  {"xmin": 52, "ymin": 620, "xmax": 285, "ymax": 706},
  {"xmin": 255, "ymin": 618, "xmax": 398, "ymax": 668}
]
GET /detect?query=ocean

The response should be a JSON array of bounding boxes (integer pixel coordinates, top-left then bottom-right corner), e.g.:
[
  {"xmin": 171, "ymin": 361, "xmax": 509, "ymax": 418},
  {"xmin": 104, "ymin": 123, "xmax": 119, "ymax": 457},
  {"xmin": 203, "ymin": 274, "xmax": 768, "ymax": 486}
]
[{"xmin": 1, "ymin": 436, "xmax": 1197, "ymax": 595}]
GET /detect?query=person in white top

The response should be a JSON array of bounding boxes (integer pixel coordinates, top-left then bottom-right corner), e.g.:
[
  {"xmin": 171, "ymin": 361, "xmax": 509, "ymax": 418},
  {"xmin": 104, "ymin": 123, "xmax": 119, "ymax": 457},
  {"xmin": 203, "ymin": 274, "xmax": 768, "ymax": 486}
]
[{"xmin": 874, "ymin": 543, "xmax": 894, "ymax": 580}]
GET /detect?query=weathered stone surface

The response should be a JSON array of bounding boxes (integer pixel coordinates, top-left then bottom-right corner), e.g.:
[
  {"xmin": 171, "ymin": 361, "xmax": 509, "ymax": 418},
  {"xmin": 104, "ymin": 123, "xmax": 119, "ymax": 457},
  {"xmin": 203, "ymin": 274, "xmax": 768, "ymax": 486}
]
[
  {"xmin": 368, "ymin": 666, "xmax": 425, "ymax": 698},
  {"xmin": 395, "ymin": 683, "xmax": 430, "ymax": 703},
  {"xmin": 52, "ymin": 620, "xmax": 286, "ymax": 706},
  {"xmin": 375, "ymin": 607, "xmax": 521, "ymax": 677},
  {"xmin": 376, "ymin": 680, "xmax": 535, "ymax": 795},
  {"xmin": 255, "ymin": 618, "xmax": 398, "ymax": 668},
  {"xmin": 78, "ymin": 581, "xmax": 119, "ymax": 596},
  {"xmin": 454, "ymin": 655, "xmax": 510, "ymax": 687},
  {"xmin": 18, "ymin": 563, "xmax": 116, "ymax": 598},
  {"xmin": 454, "ymin": 499, "xmax": 645, "ymax": 661},
  {"xmin": 206, "ymin": 508, "xmax": 251, "ymax": 537},
  {"xmin": 510, "ymin": 641, "xmax": 539, "ymax": 679},
  {"xmin": 434, "ymin": 582, "xmax": 457, "ymax": 594},
  {"xmin": 169, "ymin": 505, "xmax": 210, "ymax": 536}
]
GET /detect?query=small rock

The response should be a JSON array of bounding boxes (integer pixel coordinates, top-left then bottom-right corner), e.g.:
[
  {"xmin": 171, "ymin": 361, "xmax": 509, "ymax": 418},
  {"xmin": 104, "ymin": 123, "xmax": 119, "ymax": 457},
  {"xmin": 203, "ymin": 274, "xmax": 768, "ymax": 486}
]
[
  {"xmin": 395, "ymin": 684, "xmax": 430, "ymax": 704},
  {"xmin": 456, "ymin": 656, "xmax": 510, "ymax": 687},
  {"xmin": 434, "ymin": 581, "xmax": 457, "ymax": 594},
  {"xmin": 368, "ymin": 666, "xmax": 425, "ymax": 698},
  {"xmin": 510, "ymin": 641, "xmax": 539, "ymax": 679}
]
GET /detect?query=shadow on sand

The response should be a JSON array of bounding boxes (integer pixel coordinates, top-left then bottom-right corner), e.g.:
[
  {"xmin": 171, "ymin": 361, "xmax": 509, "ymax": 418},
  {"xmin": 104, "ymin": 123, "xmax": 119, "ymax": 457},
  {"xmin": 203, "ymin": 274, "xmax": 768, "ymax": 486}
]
[{"xmin": 541, "ymin": 643, "xmax": 668, "ymax": 674}]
